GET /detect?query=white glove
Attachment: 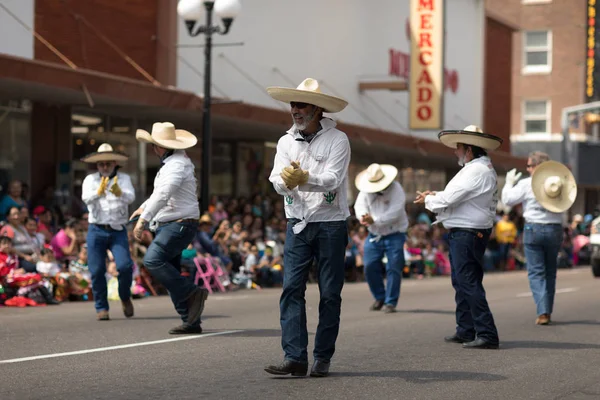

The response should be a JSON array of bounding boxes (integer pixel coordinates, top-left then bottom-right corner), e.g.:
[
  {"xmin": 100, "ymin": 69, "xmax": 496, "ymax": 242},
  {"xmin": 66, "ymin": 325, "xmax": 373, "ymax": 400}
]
[{"xmin": 505, "ymin": 168, "xmax": 522, "ymax": 187}]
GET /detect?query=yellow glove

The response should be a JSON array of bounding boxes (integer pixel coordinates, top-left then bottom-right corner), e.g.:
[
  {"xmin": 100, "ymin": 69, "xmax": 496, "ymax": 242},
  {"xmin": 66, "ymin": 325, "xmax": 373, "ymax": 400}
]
[
  {"xmin": 281, "ymin": 162, "xmax": 309, "ymax": 189},
  {"xmin": 109, "ymin": 177, "xmax": 122, "ymax": 197},
  {"xmin": 290, "ymin": 161, "xmax": 309, "ymax": 186},
  {"xmin": 281, "ymin": 167, "xmax": 301, "ymax": 189},
  {"xmin": 97, "ymin": 176, "xmax": 109, "ymax": 196}
]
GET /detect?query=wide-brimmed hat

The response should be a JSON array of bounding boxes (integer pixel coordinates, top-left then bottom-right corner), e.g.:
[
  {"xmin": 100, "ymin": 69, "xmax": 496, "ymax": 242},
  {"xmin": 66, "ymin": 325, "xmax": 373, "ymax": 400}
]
[
  {"xmin": 266, "ymin": 78, "xmax": 348, "ymax": 113},
  {"xmin": 81, "ymin": 143, "xmax": 129, "ymax": 163},
  {"xmin": 355, "ymin": 163, "xmax": 398, "ymax": 193},
  {"xmin": 438, "ymin": 125, "xmax": 503, "ymax": 151},
  {"xmin": 531, "ymin": 161, "xmax": 577, "ymax": 213},
  {"xmin": 136, "ymin": 122, "xmax": 197, "ymax": 150},
  {"xmin": 199, "ymin": 214, "xmax": 212, "ymax": 226}
]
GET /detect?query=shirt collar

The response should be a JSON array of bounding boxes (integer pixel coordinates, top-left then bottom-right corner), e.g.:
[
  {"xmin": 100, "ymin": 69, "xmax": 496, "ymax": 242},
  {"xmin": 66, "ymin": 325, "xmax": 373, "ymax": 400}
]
[{"xmin": 287, "ymin": 117, "xmax": 336, "ymax": 139}]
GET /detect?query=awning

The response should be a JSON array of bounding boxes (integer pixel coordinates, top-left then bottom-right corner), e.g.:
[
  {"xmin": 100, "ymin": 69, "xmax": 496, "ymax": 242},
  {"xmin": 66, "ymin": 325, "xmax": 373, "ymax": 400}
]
[{"xmin": 0, "ymin": 53, "xmax": 526, "ymax": 172}]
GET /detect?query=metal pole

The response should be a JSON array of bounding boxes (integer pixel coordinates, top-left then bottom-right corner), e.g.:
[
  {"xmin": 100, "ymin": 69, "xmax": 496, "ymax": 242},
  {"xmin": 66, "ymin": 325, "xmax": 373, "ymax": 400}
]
[{"xmin": 200, "ymin": 1, "xmax": 214, "ymax": 215}]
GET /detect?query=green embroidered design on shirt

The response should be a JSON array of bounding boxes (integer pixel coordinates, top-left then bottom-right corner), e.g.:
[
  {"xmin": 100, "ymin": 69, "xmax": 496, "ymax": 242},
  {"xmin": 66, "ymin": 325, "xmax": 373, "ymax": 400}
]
[{"xmin": 324, "ymin": 191, "xmax": 337, "ymax": 204}]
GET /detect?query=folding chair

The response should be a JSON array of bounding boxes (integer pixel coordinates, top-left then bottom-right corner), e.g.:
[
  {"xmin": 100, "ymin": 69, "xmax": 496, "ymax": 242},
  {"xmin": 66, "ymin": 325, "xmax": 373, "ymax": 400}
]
[{"xmin": 193, "ymin": 257, "xmax": 215, "ymax": 294}]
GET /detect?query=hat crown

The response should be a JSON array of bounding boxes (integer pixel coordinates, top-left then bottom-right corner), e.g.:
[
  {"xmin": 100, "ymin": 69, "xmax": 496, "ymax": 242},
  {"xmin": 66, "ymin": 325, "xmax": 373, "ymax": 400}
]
[
  {"xmin": 97, "ymin": 143, "xmax": 114, "ymax": 153},
  {"xmin": 366, "ymin": 163, "xmax": 385, "ymax": 183},
  {"xmin": 463, "ymin": 125, "xmax": 483, "ymax": 134},
  {"xmin": 152, "ymin": 122, "xmax": 177, "ymax": 141},
  {"xmin": 296, "ymin": 78, "xmax": 322, "ymax": 94},
  {"xmin": 543, "ymin": 175, "xmax": 563, "ymax": 198}
]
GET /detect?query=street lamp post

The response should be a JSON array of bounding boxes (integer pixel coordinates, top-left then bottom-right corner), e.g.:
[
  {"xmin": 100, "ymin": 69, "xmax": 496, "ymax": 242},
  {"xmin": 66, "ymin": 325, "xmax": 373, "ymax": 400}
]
[{"xmin": 177, "ymin": 0, "xmax": 241, "ymax": 214}]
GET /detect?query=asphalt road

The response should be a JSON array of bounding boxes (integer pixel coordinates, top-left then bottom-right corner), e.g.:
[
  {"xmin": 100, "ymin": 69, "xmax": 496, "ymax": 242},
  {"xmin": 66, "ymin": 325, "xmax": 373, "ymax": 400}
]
[{"xmin": 2, "ymin": 267, "xmax": 600, "ymax": 400}]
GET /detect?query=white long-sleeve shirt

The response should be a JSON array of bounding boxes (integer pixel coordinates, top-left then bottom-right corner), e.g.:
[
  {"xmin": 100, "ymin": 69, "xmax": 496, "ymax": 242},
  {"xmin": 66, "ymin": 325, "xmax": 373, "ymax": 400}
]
[
  {"xmin": 354, "ymin": 181, "xmax": 409, "ymax": 236},
  {"xmin": 425, "ymin": 156, "xmax": 498, "ymax": 229},
  {"xmin": 268, "ymin": 118, "xmax": 351, "ymax": 234},
  {"xmin": 140, "ymin": 150, "xmax": 200, "ymax": 229},
  {"xmin": 82, "ymin": 172, "xmax": 135, "ymax": 230},
  {"xmin": 501, "ymin": 176, "xmax": 563, "ymax": 224}
]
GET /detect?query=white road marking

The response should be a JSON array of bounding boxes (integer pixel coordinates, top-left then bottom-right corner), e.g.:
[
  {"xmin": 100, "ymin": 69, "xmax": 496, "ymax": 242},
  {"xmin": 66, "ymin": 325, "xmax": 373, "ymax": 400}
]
[
  {"xmin": 0, "ymin": 330, "xmax": 243, "ymax": 365},
  {"xmin": 516, "ymin": 287, "xmax": 579, "ymax": 298}
]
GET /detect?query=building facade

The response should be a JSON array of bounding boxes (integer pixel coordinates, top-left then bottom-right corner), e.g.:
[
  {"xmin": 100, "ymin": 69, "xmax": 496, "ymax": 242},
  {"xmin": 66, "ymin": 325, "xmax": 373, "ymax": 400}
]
[
  {"xmin": 486, "ymin": 0, "xmax": 600, "ymax": 214},
  {"xmin": 0, "ymin": 0, "xmax": 525, "ymax": 219}
]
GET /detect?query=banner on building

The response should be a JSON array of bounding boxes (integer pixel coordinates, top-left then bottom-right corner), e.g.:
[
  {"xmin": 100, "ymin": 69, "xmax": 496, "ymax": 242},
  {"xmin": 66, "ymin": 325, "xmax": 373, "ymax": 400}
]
[
  {"xmin": 586, "ymin": 0, "xmax": 600, "ymax": 102},
  {"xmin": 409, "ymin": 0, "xmax": 445, "ymax": 130}
]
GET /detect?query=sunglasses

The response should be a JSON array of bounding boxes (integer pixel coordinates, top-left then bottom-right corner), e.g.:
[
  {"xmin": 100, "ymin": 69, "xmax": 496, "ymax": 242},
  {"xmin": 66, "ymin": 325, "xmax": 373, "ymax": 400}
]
[
  {"xmin": 97, "ymin": 162, "xmax": 113, "ymax": 167},
  {"xmin": 290, "ymin": 102, "xmax": 310, "ymax": 109}
]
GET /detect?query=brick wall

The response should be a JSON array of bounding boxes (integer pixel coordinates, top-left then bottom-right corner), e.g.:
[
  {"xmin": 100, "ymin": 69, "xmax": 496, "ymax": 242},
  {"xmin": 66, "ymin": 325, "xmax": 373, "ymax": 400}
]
[
  {"xmin": 486, "ymin": 0, "xmax": 587, "ymax": 135},
  {"xmin": 34, "ymin": 0, "xmax": 160, "ymax": 82},
  {"xmin": 484, "ymin": 16, "xmax": 513, "ymax": 152}
]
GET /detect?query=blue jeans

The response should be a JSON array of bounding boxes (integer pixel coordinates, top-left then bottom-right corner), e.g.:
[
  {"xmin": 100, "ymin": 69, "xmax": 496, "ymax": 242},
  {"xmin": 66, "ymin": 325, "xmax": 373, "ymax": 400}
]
[
  {"xmin": 363, "ymin": 232, "xmax": 406, "ymax": 307},
  {"xmin": 448, "ymin": 228, "xmax": 499, "ymax": 343},
  {"xmin": 87, "ymin": 224, "xmax": 133, "ymax": 312},
  {"xmin": 143, "ymin": 220, "xmax": 200, "ymax": 327},
  {"xmin": 280, "ymin": 219, "xmax": 348, "ymax": 364},
  {"xmin": 523, "ymin": 223, "xmax": 563, "ymax": 316}
]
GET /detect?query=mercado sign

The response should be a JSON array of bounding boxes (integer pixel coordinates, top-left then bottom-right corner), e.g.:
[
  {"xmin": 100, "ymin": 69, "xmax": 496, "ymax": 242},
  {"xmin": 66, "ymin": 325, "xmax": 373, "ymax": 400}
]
[
  {"xmin": 409, "ymin": 0, "xmax": 445, "ymax": 130},
  {"xmin": 586, "ymin": 0, "xmax": 600, "ymax": 102}
]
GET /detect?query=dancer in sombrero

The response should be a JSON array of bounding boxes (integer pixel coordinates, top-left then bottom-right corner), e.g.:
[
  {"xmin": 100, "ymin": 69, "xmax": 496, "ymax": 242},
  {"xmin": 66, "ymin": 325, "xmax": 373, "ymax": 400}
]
[{"xmin": 414, "ymin": 125, "xmax": 502, "ymax": 349}]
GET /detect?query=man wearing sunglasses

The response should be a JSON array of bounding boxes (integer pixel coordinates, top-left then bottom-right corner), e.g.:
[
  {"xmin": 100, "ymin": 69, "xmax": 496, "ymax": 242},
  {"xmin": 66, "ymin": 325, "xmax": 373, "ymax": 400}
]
[
  {"xmin": 81, "ymin": 143, "xmax": 136, "ymax": 321},
  {"xmin": 264, "ymin": 78, "xmax": 350, "ymax": 378}
]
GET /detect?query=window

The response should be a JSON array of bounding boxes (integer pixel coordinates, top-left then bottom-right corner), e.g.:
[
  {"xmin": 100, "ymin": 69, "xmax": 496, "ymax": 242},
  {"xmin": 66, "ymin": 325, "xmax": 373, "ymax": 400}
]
[
  {"xmin": 523, "ymin": 100, "xmax": 551, "ymax": 134},
  {"xmin": 523, "ymin": 31, "xmax": 552, "ymax": 74}
]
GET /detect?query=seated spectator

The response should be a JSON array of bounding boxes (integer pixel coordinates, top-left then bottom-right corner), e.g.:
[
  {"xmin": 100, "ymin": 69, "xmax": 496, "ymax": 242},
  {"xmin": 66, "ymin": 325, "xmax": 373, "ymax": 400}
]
[
  {"xmin": 69, "ymin": 245, "xmax": 92, "ymax": 299},
  {"xmin": 33, "ymin": 206, "xmax": 55, "ymax": 243},
  {"xmin": 256, "ymin": 246, "xmax": 283, "ymax": 288},
  {"xmin": 0, "ymin": 206, "xmax": 38, "ymax": 272},
  {"xmin": 50, "ymin": 218, "xmax": 83, "ymax": 265},
  {"xmin": 0, "ymin": 180, "xmax": 26, "ymax": 221}
]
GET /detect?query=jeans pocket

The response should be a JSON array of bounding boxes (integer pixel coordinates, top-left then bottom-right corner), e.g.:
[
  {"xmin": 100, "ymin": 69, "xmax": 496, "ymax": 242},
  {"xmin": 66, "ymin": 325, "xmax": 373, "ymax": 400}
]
[{"xmin": 523, "ymin": 226, "xmax": 535, "ymax": 245}]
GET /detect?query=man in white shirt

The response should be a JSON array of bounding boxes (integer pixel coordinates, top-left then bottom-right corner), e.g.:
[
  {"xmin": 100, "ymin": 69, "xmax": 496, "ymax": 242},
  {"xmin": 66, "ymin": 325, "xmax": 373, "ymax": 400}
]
[
  {"xmin": 263, "ymin": 78, "xmax": 350, "ymax": 378},
  {"xmin": 131, "ymin": 122, "xmax": 209, "ymax": 335},
  {"xmin": 502, "ymin": 152, "xmax": 575, "ymax": 325},
  {"xmin": 354, "ymin": 163, "xmax": 408, "ymax": 313},
  {"xmin": 81, "ymin": 143, "xmax": 136, "ymax": 321},
  {"xmin": 414, "ymin": 125, "xmax": 501, "ymax": 349}
]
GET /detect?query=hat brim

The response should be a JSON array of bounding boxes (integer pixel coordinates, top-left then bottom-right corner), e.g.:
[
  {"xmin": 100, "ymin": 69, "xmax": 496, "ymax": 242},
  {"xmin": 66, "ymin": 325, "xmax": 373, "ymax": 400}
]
[
  {"xmin": 81, "ymin": 152, "xmax": 129, "ymax": 163},
  {"xmin": 355, "ymin": 165, "xmax": 398, "ymax": 193},
  {"xmin": 136, "ymin": 129, "xmax": 198, "ymax": 150},
  {"xmin": 266, "ymin": 87, "xmax": 348, "ymax": 113},
  {"xmin": 438, "ymin": 130, "xmax": 503, "ymax": 151},
  {"xmin": 531, "ymin": 161, "xmax": 577, "ymax": 213}
]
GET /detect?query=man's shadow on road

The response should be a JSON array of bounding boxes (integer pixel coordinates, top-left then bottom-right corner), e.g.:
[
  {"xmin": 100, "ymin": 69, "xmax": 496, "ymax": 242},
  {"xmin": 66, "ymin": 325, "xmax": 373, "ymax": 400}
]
[
  {"xmin": 399, "ymin": 309, "xmax": 455, "ymax": 315},
  {"xmin": 327, "ymin": 370, "xmax": 507, "ymax": 383},
  {"xmin": 501, "ymin": 340, "xmax": 600, "ymax": 350}
]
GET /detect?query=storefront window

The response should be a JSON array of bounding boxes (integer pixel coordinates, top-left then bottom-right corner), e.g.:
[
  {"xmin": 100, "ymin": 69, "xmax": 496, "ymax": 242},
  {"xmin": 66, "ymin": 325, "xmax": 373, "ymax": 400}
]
[
  {"xmin": 0, "ymin": 100, "xmax": 31, "ymax": 195},
  {"xmin": 71, "ymin": 110, "xmax": 139, "ymax": 195}
]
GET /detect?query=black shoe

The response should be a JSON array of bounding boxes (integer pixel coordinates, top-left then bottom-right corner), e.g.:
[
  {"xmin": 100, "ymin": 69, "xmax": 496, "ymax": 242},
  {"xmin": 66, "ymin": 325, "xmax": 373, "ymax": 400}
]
[
  {"xmin": 264, "ymin": 360, "xmax": 308, "ymax": 376},
  {"xmin": 121, "ymin": 298, "xmax": 134, "ymax": 318},
  {"xmin": 383, "ymin": 304, "xmax": 396, "ymax": 314},
  {"xmin": 39, "ymin": 286, "xmax": 60, "ymax": 305},
  {"xmin": 169, "ymin": 325, "xmax": 203, "ymax": 335},
  {"xmin": 310, "ymin": 360, "xmax": 330, "ymax": 377},
  {"xmin": 444, "ymin": 334, "xmax": 473, "ymax": 344},
  {"xmin": 187, "ymin": 288, "xmax": 209, "ymax": 323},
  {"xmin": 462, "ymin": 337, "xmax": 499, "ymax": 349},
  {"xmin": 370, "ymin": 300, "xmax": 384, "ymax": 311}
]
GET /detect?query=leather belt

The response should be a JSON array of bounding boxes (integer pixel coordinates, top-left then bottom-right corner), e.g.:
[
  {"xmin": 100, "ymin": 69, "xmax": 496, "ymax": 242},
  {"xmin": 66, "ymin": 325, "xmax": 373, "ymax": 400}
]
[
  {"xmin": 156, "ymin": 218, "xmax": 198, "ymax": 228},
  {"xmin": 449, "ymin": 227, "xmax": 490, "ymax": 239},
  {"xmin": 93, "ymin": 224, "xmax": 122, "ymax": 231}
]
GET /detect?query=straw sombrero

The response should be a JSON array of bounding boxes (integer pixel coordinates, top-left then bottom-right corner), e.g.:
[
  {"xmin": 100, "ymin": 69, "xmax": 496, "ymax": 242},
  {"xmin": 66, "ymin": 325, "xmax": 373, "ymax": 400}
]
[
  {"xmin": 355, "ymin": 163, "xmax": 398, "ymax": 193},
  {"xmin": 531, "ymin": 161, "xmax": 577, "ymax": 213},
  {"xmin": 136, "ymin": 122, "xmax": 197, "ymax": 150},
  {"xmin": 266, "ymin": 78, "xmax": 348, "ymax": 113},
  {"xmin": 438, "ymin": 125, "xmax": 503, "ymax": 151},
  {"xmin": 81, "ymin": 143, "xmax": 129, "ymax": 163}
]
